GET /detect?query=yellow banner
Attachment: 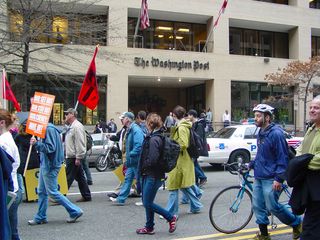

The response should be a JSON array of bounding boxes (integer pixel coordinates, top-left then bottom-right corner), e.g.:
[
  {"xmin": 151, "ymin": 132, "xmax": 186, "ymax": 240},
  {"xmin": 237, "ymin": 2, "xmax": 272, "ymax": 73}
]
[{"xmin": 24, "ymin": 165, "xmax": 68, "ymax": 201}]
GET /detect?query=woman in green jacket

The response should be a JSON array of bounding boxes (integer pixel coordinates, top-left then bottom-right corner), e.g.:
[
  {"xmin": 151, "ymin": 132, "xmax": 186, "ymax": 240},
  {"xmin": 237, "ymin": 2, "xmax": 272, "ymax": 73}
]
[{"xmin": 166, "ymin": 105, "xmax": 203, "ymax": 217}]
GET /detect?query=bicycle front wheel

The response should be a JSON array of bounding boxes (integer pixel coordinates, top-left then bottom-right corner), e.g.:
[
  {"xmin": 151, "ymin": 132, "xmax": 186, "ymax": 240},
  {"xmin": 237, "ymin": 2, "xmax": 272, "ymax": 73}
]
[{"xmin": 209, "ymin": 186, "xmax": 253, "ymax": 234}]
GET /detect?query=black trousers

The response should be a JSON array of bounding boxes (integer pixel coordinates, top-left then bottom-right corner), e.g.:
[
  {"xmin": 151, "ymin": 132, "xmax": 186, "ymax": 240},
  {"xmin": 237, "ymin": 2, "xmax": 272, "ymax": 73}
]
[
  {"xmin": 301, "ymin": 201, "xmax": 320, "ymax": 240},
  {"xmin": 66, "ymin": 158, "xmax": 91, "ymax": 200}
]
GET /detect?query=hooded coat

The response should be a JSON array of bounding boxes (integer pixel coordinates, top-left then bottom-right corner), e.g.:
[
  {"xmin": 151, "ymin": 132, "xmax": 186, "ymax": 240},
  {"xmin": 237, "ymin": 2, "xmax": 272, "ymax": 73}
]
[{"xmin": 167, "ymin": 119, "xmax": 195, "ymax": 190}]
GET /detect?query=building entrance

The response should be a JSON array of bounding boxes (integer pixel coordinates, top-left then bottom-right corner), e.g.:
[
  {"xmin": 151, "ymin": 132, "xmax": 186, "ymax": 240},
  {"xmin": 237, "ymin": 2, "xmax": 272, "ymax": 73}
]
[{"xmin": 129, "ymin": 83, "xmax": 206, "ymax": 119}]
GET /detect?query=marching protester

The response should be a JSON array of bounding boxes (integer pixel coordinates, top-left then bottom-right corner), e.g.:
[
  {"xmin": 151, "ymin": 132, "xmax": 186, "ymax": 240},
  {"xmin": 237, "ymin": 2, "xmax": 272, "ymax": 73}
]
[
  {"xmin": 291, "ymin": 95, "xmax": 320, "ymax": 240},
  {"xmin": 64, "ymin": 108, "xmax": 92, "ymax": 202},
  {"xmin": 187, "ymin": 109, "xmax": 208, "ymax": 187},
  {"xmin": 106, "ymin": 121, "xmax": 127, "ymax": 199},
  {"xmin": 14, "ymin": 120, "xmax": 40, "ymax": 201},
  {"xmin": 249, "ymin": 104, "xmax": 302, "ymax": 240},
  {"xmin": 136, "ymin": 110, "xmax": 148, "ymax": 135},
  {"xmin": 109, "ymin": 112, "xmax": 144, "ymax": 205},
  {"xmin": 0, "ymin": 146, "xmax": 13, "ymax": 240},
  {"xmin": 28, "ymin": 123, "xmax": 83, "ymax": 225},
  {"xmin": 136, "ymin": 113, "xmax": 177, "ymax": 234},
  {"xmin": 164, "ymin": 112, "xmax": 175, "ymax": 131},
  {"xmin": 0, "ymin": 109, "xmax": 22, "ymax": 240},
  {"xmin": 165, "ymin": 106, "xmax": 203, "ymax": 218}
]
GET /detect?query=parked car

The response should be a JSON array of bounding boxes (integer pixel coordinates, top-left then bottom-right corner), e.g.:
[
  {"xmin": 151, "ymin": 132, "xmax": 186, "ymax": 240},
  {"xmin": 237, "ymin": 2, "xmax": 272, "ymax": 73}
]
[{"xmin": 199, "ymin": 125, "xmax": 303, "ymax": 166}]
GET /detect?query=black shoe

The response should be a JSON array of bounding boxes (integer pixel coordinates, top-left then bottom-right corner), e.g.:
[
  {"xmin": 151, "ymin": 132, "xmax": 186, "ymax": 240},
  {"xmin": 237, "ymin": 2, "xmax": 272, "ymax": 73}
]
[
  {"xmin": 76, "ymin": 197, "xmax": 92, "ymax": 202},
  {"xmin": 87, "ymin": 181, "xmax": 93, "ymax": 186},
  {"xmin": 129, "ymin": 193, "xmax": 141, "ymax": 198},
  {"xmin": 107, "ymin": 192, "xmax": 118, "ymax": 198}
]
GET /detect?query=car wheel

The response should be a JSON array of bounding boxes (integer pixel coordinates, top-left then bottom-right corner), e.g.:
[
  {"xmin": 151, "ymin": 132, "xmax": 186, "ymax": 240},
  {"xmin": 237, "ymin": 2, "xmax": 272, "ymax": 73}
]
[{"xmin": 229, "ymin": 150, "xmax": 250, "ymax": 164}]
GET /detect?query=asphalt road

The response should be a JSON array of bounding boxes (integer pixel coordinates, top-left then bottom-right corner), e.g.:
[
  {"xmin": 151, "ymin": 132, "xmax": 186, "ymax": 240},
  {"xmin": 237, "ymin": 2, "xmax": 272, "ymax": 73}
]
[{"xmin": 18, "ymin": 164, "xmax": 295, "ymax": 240}]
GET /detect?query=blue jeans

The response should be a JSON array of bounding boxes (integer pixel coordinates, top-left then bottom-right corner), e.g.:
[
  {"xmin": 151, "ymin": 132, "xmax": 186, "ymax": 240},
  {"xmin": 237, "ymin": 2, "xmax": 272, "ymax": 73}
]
[
  {"xmin": 142, "ymin": 176, "xmax": 174, "ymax": 229},
  {"xmin": 167, "ymin": 187, "xmax": 203, "ymax": 216},
  {"xmin": 181, "ymin": 185, "xmax": 203, "ymax": 204},
  {"xmin": 34, "ymin": 166, "xmax": 83, "ymax": 222},
  {"xmin": 194, "ymin": 161, "xmax": 207, "ymax": 184},
  {"xmin": 9, "ymin": 174, "xmax": 23, "ymax": 240},
  {"xmin": 81, "ymin": 157, "xmax": 92, "ymax": 183},
  {"xmin": 117, "ymin": 166, "xmax": 137, "ymax": 204},
  {"xmin": 252, "ymin": 179, "xmax": 301, "ymax": 226}
]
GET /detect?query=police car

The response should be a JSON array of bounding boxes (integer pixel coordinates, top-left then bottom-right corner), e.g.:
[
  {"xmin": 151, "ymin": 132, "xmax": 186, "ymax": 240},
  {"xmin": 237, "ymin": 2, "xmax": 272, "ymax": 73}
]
[{"xmin": 199, "ymin": 125, "xmax": 303, "ymax": 166}]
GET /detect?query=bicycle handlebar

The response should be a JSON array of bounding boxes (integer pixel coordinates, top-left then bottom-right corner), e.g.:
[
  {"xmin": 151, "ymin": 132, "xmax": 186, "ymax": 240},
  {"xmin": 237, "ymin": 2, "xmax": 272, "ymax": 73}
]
[{"xmin": 222, "ymin": 162, "xmax": 250, "ymax": 176}]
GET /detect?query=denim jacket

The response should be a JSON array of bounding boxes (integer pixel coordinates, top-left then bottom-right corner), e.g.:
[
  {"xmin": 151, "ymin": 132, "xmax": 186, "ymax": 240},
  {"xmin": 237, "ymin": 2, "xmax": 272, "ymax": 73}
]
[
  {"xmin": 35, "ymin": 123, "xmax": 64, "ymax": 171},
  {"xmin": 125, "ymin": 122, "xmax": 144, "ymax": 167}
]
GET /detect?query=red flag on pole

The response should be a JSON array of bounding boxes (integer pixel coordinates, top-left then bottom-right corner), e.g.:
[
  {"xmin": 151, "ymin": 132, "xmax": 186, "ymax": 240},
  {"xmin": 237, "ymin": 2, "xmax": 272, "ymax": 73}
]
[
  {"xmin": 2, "ymin": 69, "xmax": 21, "ymax": 112},
  {"xmin": 140, "ymin": 0, "xmax": 150, "ymax": 30},
  {"xmin": 214, "ymin": 0, "xmax": 228, "ymax": 27},
  {"xmin": 78, "ymin": 47, "xmax": 99, "ymax": 110}
]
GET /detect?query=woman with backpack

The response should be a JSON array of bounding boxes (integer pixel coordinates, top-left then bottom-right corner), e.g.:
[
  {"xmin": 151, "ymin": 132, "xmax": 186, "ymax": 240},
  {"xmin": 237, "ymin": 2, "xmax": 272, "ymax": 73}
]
[
  {"xmin": 165, "ymin": 106, "xmax": 203, "ymax": 218},
  {"xmin": 136, "ymin": 113, "xmax": 177, "ymax": 235}
]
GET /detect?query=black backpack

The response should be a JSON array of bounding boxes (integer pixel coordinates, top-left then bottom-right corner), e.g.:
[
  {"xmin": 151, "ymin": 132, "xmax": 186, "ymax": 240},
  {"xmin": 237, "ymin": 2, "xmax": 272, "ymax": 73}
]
[
  {"xmin": 85, "ymin": 130, "xmax": 93, "ymax": 151},
  {"xmin": 159, "ymin": 136, "xmax": 180, "ymax": 173},
  {"xmin": 187, "ymin": 128, "xmax": 203, "ymax": 159}
]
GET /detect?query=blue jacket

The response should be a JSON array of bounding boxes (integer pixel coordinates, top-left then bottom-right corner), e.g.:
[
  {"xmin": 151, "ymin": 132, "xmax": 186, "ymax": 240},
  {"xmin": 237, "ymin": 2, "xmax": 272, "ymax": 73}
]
[
  {"xmin": 251, "ymin": 123, "xmax": 288, "ymax": 182},
  {"xmin": 125, "ymin": 122, "xmax": 144, "ymax": 168},
  {"xmin": 35, "ymin": 123, "xmax": 64, "ymax": 171}
]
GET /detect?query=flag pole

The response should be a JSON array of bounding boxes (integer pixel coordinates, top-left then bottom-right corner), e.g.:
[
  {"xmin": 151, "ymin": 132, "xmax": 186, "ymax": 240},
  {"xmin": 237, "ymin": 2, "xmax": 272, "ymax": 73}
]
[
  {"xmin": 23, "ymin": 139, "xmax": 34, "ymax": 177},
  {"xmin": 202, "ymin": 26, "xmax": 214, "ymax": 53},
  {"xmin": 2, "ymin": 68, "xmax": 7, "ymax": 110},
  {"xmin": 133, "ymin": 4, "xmax": 142, "ymax": 48}
]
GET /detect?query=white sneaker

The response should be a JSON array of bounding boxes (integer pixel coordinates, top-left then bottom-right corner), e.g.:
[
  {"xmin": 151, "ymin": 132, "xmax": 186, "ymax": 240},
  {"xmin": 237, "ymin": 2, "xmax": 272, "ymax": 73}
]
[
  {"xmin": 135, "ymin": 201, "xmax": 143, "ymax": 206},
  {"xmin": 109, "ymin": 197, "xmax": 117, "ymax": 202}
]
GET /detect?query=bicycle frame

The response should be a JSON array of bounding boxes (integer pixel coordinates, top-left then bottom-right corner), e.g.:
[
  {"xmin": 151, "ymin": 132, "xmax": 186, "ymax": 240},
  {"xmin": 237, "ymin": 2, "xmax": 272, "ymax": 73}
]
[{"xmin": 231, "ymin": 171, "xmax": 253, "ymax": 213}]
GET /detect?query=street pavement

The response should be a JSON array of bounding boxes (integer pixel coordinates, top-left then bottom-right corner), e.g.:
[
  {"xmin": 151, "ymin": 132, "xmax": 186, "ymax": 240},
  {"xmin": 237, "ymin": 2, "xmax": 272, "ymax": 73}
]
[{"xmin": 18, "ymin": 164, "xmax": 296, "ymax": 240}]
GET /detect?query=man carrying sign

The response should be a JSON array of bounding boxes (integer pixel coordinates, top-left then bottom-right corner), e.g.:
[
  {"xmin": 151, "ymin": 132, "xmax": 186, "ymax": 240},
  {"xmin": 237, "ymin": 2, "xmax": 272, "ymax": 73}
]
[{"xmin": 28, "ymin": 123, "xmax": 83, "ymax": 225}]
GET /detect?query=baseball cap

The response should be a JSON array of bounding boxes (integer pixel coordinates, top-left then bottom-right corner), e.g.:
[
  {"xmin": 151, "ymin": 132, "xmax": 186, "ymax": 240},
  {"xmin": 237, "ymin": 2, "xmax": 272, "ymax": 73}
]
[
  {"xmin": 187, "ymin": 109, "xmax": 198, "ymax": 118},
  {"xmin": 64, "ymin": 108, "xmax": 78, "ymax": 116},
  {"xmin": 119, "ymin": 112, "xmax": 135, "ymax": 121}
]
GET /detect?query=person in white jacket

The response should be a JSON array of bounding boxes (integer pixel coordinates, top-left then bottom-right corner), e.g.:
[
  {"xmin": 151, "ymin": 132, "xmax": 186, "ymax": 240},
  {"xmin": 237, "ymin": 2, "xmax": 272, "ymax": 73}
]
[{"xmin": 0, "ymin": 109, "xmax": 21, "ymax": 240}]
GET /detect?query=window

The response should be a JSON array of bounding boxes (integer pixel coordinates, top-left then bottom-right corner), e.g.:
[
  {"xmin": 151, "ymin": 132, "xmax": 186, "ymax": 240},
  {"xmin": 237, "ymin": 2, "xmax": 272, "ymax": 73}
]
[
  {"xmin": 213, "ymin": 128, "xmax": 236, "ymax": 138},
  {"xmin": 231, "ymin": 81, "xmax": 293, "ymax": 124},
  {"xmin": 312, "ymin": 36, "xmax": 320, "ymax": 57},
  {"xmin": 244, "ymin": 127, "xmax": 258, "ymax": 139},
  {"xmin": 310, "ymin": 0, "xmax": 320, "ymax": 9},
  {"xmin": 229, "ymin": 27, "xmax": 289, "ymax": 58},
  {"xmin": 8, "ymin": 11, "xmax": 107, "ymax": 46},
  {"xmin": 128, "ymin": 18, "xmax": 207, "ymax": 52}
]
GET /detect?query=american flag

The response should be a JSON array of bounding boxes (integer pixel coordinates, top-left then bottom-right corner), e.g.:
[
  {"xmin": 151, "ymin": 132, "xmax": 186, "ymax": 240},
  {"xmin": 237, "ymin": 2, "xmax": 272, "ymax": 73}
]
[
  {"xmin": 140, "ymin": 0, "xmax": 150, "ymax": 30},
  {"xmin": 214, "ymin": 0, "xmax": 228, "ymax": 27}
]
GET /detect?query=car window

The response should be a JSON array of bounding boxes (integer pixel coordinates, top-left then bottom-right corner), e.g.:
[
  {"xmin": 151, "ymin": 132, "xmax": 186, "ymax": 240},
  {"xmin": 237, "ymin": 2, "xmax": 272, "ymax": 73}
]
[
  {"xmin": 244, "ymin": 127, "xmax": 258, "ymax": 139},
  {"xmin": 213, "ymin": 128, "xmax": 236, "ymax": 139}
]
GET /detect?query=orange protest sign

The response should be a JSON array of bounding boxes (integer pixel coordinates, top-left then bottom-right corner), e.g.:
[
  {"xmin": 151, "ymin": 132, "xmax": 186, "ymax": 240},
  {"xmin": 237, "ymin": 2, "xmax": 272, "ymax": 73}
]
[{"xmin": 26, "ymin": 92, "xmax": 55, "ymax": 138}]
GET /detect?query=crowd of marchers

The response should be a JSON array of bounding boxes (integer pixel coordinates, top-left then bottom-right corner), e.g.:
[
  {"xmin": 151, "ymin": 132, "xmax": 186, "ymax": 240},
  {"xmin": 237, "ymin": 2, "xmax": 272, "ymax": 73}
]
[{"xmin": 2, "ymin": 98, "xmax": 320, "ymax": 239}]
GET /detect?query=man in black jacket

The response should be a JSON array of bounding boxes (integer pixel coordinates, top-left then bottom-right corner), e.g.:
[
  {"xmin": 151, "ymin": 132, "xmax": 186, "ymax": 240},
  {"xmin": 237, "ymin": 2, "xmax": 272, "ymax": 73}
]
[{"xmin": 187, "ymin": 109, "xmax": 208, "ymax": 188}]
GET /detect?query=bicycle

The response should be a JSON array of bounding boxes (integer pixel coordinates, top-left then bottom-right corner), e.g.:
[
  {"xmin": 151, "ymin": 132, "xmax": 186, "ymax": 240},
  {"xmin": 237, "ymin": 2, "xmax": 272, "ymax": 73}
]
[{"xmin": 209, "ymin": 162, "xmax": 292, "ymax": 234}]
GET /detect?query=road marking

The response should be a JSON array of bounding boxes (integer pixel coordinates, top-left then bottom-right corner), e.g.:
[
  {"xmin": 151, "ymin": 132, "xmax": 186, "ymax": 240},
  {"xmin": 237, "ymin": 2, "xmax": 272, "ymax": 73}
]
[
  {"xmin": 174, "ymin": 224, "xmax": 289, "ymax": 240},
  {"xmin": 215, "ymin": 228, "xmax": 292, "ymax": 240},
  {"xmin": 68, "ymin": 190, "xmax": 113, "ymax": 195}
]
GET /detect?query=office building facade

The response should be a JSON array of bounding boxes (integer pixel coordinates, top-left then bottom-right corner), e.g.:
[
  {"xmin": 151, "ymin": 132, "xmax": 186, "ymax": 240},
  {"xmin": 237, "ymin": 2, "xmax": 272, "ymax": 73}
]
[{"xmin": 2, "ymin": 0, "xmax": 320, "ymax": 131}]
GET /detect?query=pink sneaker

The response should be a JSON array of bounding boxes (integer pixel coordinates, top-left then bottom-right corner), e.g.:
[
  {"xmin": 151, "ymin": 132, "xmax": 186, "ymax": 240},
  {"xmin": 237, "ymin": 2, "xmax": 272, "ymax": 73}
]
[
  {"xmin": 136, "ymin": 227, "xmax": 155, "ymax": 235},
  {"xmin": 169, "ymin": 215, "xmax": 177, "ymax": 233}
]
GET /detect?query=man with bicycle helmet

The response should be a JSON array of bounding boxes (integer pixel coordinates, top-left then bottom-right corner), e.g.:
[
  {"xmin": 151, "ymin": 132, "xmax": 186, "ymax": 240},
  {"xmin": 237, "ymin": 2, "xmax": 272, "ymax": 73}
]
[{"xmin": 249, "ymin": 104, "xmax": 302, "ymax": 240}]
